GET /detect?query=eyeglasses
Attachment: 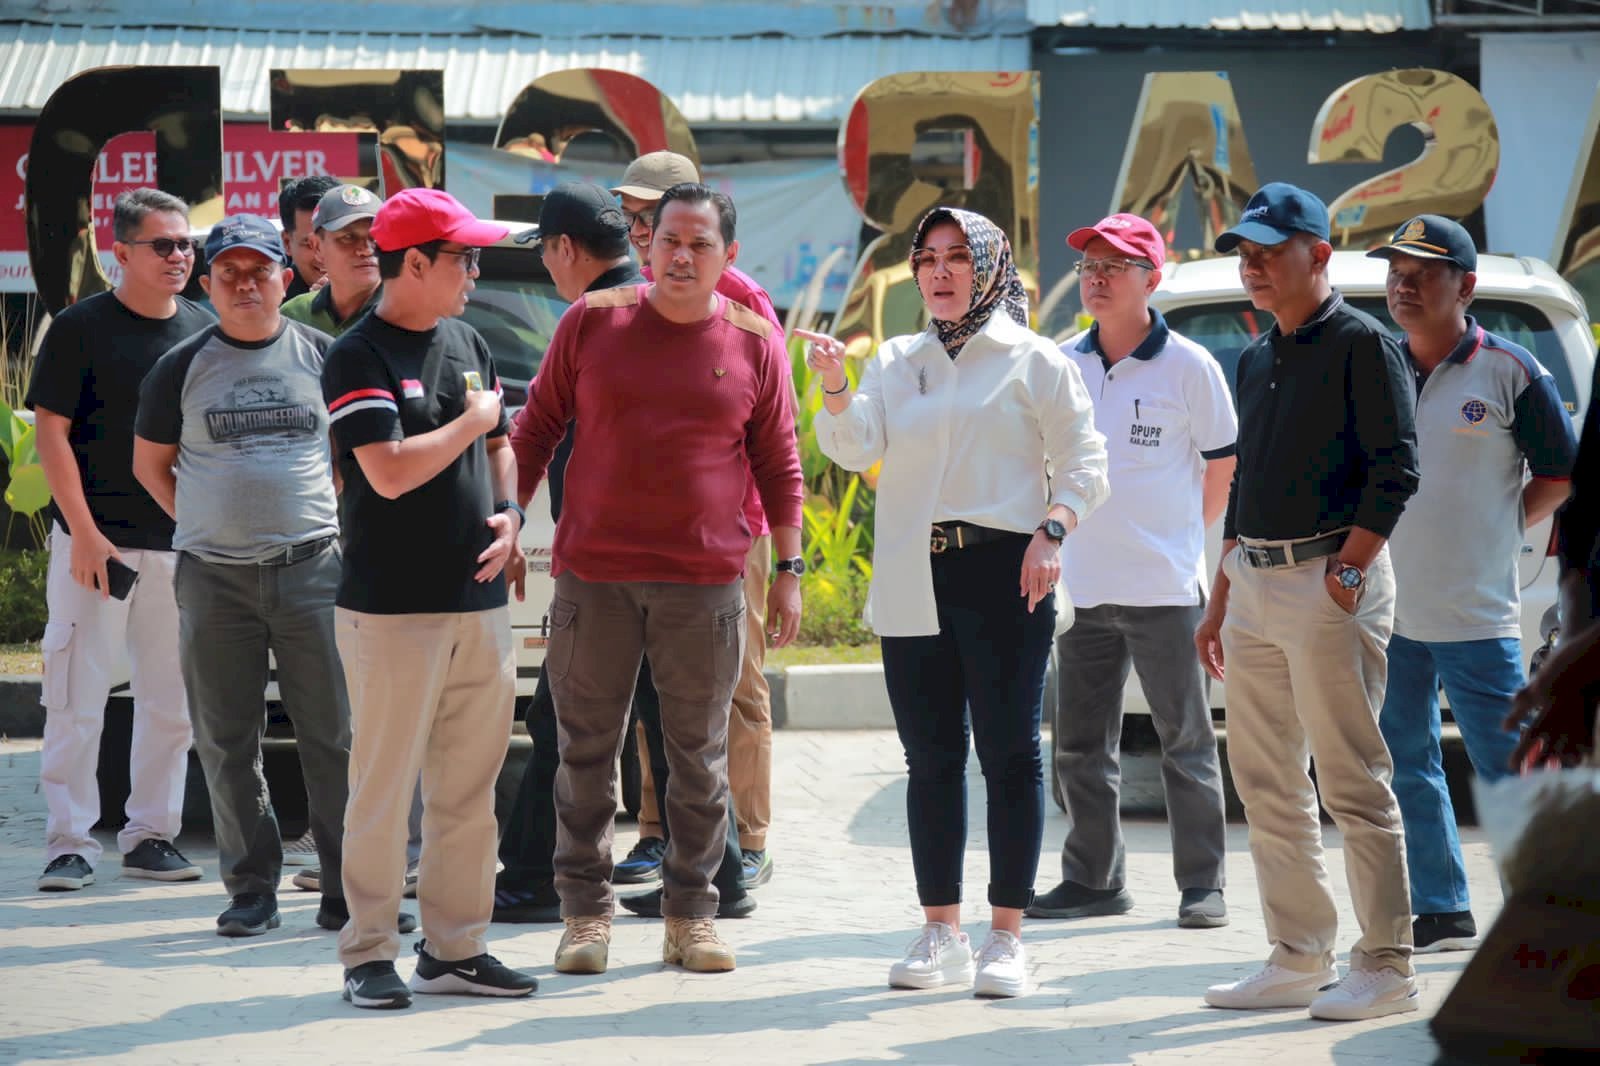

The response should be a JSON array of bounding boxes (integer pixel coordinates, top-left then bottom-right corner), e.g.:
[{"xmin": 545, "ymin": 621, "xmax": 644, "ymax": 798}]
[
  {"xmin": 622, "ymin": 209, "xmax": 652, "ymax": 229},
  {"xmin": 127, "ymin": 237, "xmax": 195, "ymax": 257},
  {"xmin": 911, "ymin": 246, "xmax": 974, "ymax": 273},
  {"xmin": 1078, "ymin": 257, "xmax": 1154, "ymax": 278},
  {"xmin": 436, "ymin": 247, "xmax": 481, "ymax": 272}
]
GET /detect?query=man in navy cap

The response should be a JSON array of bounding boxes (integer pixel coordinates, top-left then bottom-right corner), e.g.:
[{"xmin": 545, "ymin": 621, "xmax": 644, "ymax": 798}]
[
  {"xmin": 1193, "ymin": 183, "xmax": 1422, "ymax": 1020},
  {"xmin": 133, "ymin": 214, "xmax": 407, "ymax": 940},
  {"xmin": 1372, "ymin": 215, "xmax": 1576, "ymax": 954}
]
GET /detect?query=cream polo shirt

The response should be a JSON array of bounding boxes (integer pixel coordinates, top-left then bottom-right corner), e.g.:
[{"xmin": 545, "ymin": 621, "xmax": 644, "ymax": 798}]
[{"xmin": 814, "ymin": 312, "xmax": 1109, "ymax": 637}]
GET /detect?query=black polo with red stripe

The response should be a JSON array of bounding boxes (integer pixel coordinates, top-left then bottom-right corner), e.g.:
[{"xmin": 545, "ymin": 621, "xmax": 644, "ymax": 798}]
[{"xmin": 322, "ymin": 310, "xmax": 510, "ymax": 614}]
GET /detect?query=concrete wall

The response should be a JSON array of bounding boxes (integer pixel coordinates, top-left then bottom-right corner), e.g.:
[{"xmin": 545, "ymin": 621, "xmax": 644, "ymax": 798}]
[{"xmin": 1033, "ymin": 38, "xmax": 1448, "ymax": 295}]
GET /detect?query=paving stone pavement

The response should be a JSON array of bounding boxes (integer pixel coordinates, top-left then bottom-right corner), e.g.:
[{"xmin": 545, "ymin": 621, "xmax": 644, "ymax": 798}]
[{"xmin": 0, "ymin": 731, "xmax": 1493, "ymax": 1065}]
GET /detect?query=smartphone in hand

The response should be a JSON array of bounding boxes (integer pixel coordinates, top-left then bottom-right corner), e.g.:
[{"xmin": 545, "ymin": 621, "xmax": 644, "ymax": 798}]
[{"xmin": 100, "ymin": 557, "xmax": 140, "ymax": 601}]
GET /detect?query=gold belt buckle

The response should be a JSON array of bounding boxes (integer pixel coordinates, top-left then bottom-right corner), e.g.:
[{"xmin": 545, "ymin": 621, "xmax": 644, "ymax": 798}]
[{"xmin": 930, "ymin": 526, "xmax": 949, "ymax": 554}]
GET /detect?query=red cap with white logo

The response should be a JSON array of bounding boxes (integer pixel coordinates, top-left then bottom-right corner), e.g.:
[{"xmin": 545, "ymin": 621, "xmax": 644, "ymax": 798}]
[{"xmin": 1066, "ymin": 213, "xmax": 1166, "ymax": 266}]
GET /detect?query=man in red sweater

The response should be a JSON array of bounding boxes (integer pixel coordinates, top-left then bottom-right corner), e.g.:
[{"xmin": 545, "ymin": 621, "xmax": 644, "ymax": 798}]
[{"xmin": 512, "ymin": 183, "xmax": 804, "ymax": 976}]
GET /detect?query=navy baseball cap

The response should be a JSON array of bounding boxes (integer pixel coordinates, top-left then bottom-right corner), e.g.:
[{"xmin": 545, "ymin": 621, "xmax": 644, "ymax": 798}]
[
  {"xmin": 1214, "ymin": 183, "xmax": 1331, "ymax": 253},
  {"xmin": 1366, "ymin": 214, "xmax": 1477, "ymax": 272},
  {"xmin": 204, "ymin": 214, "xmax": 288, "ymax": 265}
]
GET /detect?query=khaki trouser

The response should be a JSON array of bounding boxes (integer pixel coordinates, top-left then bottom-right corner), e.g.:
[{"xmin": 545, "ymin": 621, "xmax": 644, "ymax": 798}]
[
  {"xmin": 639, "ymin": 535, "xmax": 773, "ymax": 849},
  {"xmin": 1221, "ymin": 541, "xmax": 1413, "ymax": 977},
  {"xmin": 335, "ymin": 606, "xmax": 515, "ymax": 968}
]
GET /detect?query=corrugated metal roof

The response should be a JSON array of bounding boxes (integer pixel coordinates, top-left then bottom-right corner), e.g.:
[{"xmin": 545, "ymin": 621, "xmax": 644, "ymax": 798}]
[
  {"xmin": 1024, "ymin": 0, "xmax": 1432, "ymax": 32},
  {"xmin": 0, "ymin": 22, "xmax": 1031, "ymax": 122},
  {"xmin": 2, "ymin": 1, "xmax": 1035, "ymax": 39}
]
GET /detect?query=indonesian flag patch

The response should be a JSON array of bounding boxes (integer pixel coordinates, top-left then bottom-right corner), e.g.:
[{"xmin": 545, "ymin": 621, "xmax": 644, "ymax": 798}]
[{"xmin": 401, "ymin": 379, "xmax": 425, "ymax": 399}]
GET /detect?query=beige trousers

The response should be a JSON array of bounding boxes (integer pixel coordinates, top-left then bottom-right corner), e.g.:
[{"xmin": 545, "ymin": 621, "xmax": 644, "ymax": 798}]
[
  {"xmin": 335, "ymin": 606, "xmax": 515, "ymax": 968},
  {"xmin": 1221, "ymin": 542, "xmax": 1414, "ymax": 976},
  {"xmin": 639, "ymin": 535, "xmax": 773, "ymax": 849}
]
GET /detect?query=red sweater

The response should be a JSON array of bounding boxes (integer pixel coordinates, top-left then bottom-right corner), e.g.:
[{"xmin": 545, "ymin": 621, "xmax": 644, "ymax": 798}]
[{"xmin": 511, "ymin": 285, "xmax": 804, "ymax": 584}]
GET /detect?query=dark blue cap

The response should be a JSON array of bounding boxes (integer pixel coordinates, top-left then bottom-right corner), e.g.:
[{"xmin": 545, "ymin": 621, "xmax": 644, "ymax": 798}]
[
  {"xmin": 204, "ymin": 213, "xmax": 287, "ymax": 266},
  {"xmin": 1215, "ymin": 183, "xmax": 1331, "ymax": 253},
  {"xmin": 1365, "ymin": 214, "xmax": 1477, "ymax": 272}
]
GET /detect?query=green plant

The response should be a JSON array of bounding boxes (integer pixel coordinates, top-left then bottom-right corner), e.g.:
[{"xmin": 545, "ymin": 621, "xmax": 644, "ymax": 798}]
[
  {"xmin": 797, "ymin": 568, "xmax": 873, "ymax": 646},
  {"xmin": 0, "ymin": 547, "xmax": 49, "ymax": 643},
  {"xmin": 802, "ymin": 474, "xmax": 872, "ymax": 581},
  {"xmin": 0, "ymin": 397, "xmax": 50, "ymax": 550}
]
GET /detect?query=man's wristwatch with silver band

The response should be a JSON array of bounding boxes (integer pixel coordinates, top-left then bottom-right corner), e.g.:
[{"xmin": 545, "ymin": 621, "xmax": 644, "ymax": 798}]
[{"xmin": 775, "ymin": 557, "xmax": 806, "ymax": 576}]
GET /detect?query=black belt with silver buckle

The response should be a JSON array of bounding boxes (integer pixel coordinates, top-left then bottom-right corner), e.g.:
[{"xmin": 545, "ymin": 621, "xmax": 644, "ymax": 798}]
[
  {"xmin": 260, "ymin": 534, "xmax": 338, "ymax": 566},
  {"xmin": 930, "ymin": 522, "xmax": 1028, "ymax": 555},
  {"xmin": 1237, "ymin": 531, "xmax": 1347, "ymax": 570}
]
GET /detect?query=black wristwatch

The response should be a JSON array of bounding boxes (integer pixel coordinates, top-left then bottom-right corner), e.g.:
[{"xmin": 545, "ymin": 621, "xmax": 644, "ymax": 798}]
[
  {"xmin": 495, "ymin": 499, "xmax": 526, "ymax": 525},
  {"xmin": 775, "ymin": 557, "xmax": 806, "ymax": 576},
  {"xmin": 1037, "ymin": 518, "xmax": 1068, "ymax": 545}
]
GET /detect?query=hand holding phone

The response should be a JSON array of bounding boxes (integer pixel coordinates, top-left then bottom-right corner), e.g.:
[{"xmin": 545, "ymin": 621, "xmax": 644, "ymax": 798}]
[{"xmin": 99, "ymin": 557, "xmax": 140, "ymax": 601}]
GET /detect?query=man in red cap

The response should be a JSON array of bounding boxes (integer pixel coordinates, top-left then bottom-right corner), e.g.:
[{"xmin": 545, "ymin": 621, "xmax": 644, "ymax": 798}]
[
  {"xmin": 1029, "ymin": 214, "xmax": 1236, "ymax": 930},
  {"xmin": 321, "ymin": 188, "xmax": 537, "ymax": 1009}
]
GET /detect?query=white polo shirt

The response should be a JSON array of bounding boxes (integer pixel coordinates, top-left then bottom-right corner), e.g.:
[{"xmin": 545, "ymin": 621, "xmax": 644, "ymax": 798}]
[
  {"xmin": 1388, "ymin": 318, "xmax": 1577, "ymax": 643},
  {"xmin": 1061, "ymin": 311, "xmax": 1238, "ymax": 609}
]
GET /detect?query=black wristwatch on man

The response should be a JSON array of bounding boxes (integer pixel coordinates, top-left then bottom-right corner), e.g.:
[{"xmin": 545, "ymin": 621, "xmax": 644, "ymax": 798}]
[
  {"xmin": 495, "ymin": 499, "xmax": 526, "ymax": 527},
  {"xmin": 775, "ymin": 557, "xmax": 806, "ymax": 577},
  {"xmin": 1036, "ymin": 518, "xmax": 1068, "ymax": 545}
]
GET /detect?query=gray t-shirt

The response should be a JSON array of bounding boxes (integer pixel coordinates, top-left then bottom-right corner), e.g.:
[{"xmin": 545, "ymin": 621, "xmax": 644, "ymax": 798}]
[
  {"xmin": 1388, "ymin": 319, "xmax": 1577, "ymax": 642},
  {"xmin": 135, "ymin": 320, "xmax": 339, "ymax": 563}
]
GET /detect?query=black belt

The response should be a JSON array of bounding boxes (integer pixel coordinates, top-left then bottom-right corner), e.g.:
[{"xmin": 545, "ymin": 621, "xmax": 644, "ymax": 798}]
[
  {"xmin": 930, "ymin": 522, "xmax": 1028, "ymax": 555},
  {"xmin": 1237, "ymin": 531, "xmax": 1347, "ymax": 569},
  {"xmin": 259, "ymin": 534, "xmax": 339, "ymax": 566}
]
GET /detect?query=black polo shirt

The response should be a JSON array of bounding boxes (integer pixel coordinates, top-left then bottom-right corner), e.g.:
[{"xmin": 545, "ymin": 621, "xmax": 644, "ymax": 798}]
[{"xmin": 1223, "ymin": 292, "xmax": 1420, "ymax": 542}]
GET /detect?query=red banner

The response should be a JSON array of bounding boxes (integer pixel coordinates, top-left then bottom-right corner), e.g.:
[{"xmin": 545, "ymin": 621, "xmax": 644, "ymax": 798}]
[{"xmin": 1, "ymin": 121, "xmax": 360, "ymax": 284}]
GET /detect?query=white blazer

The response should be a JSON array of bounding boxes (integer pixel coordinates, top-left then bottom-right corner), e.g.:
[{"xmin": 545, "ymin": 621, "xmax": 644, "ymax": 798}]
[{"xmin": 815, "ymin": 312, "xmax": 1109, "ymax": 637}]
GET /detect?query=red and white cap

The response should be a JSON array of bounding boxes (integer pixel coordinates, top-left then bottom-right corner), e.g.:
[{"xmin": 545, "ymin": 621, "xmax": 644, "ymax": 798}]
[
  {"xmin": 371, "ymin": 188, "xmax": 509, "ymax": 252},
  {"xmin": 1066, "ymin": 213, "xmax": 1166, "ymax": 266}
]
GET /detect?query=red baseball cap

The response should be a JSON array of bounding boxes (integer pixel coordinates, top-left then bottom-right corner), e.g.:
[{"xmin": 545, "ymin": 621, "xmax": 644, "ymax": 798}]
[
  {"xmin": 370, "ymin": 188, "xmax": 509, "ymax": 252},
  {"xmin": 1066, "ymin": 213, "xmax": 1166, "ymax": 266}
]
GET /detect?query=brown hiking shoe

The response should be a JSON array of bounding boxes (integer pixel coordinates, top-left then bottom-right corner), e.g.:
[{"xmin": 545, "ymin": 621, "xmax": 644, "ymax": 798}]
[
  {"xmin": 554, "ymin": 915, "xmax": 611, "ymax": 974},
  {"xmin": 663, "ymin": 916, "xmax": 736, "ymax": 972}
]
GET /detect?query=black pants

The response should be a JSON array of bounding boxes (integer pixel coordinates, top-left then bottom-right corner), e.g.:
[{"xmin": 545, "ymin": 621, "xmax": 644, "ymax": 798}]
[{"xmin": 498, "ymin": 656, "xmax": 745, "ymax": 899}]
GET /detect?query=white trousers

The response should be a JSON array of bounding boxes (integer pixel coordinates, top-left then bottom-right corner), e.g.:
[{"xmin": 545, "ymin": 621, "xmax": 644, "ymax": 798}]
[{"xmin": 39, "ymin": 523, "xmax": 191, "ymax": 864}]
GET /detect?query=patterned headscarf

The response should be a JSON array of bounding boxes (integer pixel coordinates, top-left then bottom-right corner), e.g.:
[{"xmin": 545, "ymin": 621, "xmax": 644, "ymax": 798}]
[{"xmin": 910, "ymin": 207, "xmax": 1029, "ymax": 358}]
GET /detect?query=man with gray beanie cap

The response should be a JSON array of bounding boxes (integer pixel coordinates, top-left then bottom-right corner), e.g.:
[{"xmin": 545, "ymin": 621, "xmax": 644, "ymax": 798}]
[{"xmin": 1194, "ymin": 183, "xmax": 1421, "ymax": 1021}]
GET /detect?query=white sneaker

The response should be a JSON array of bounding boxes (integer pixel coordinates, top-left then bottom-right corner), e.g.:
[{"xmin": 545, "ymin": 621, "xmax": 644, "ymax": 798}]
[
  {"xmin": 1205, "ymin": 963, "xmax": 1339, "ymax": 1009},
  {"xmin": 888, "ymin": 922, "xmax": 974, "ymax": 990},
  {"xmin": 1308, "ymin": 968, "xmax": 1419, "ymax": 1021},
  {"xmin": 281, "ymin": 830, "xmax": 318, "ymax": 867},
  {"xmin": 973, "ymin": 930, "xmax": 1027, "ymax": 998}
]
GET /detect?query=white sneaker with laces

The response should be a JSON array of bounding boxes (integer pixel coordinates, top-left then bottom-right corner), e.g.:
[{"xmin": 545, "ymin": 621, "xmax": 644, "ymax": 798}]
[
  {"xmin": 888, "ymin": 922, "xmax": 974, "ymax": 990},
  {"xmin": 973, "ymin": 930, "xmax": 1027, "ymax": 998},
  {"xmin": 1205, "ymin": 963, "xmax": 1339, "ymax": 1009},
  {"xmin": 1307, "ymin": 968, "xmax": 1419, "ymax": 1021}
]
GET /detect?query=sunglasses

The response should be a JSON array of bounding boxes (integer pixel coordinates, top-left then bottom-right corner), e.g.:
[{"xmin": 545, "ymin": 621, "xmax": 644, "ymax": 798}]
[
  {"xmin": 436, "ymin": 247, "xmax": 481, "ymax": 272},
  {"xmin": 128, "ymin": 237, "xmax": 196, "ymax": 257},
  {"xmin": 911, "ymin": 246, "xmax": 975, "ymax": 273},
  {"xmin": 1078, "ymin": 257, "xmax": 1155, "ymax": 278}
]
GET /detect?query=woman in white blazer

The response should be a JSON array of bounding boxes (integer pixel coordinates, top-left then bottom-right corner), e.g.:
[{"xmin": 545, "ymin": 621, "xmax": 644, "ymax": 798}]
[{"xmin": 807, "ymin": 207, "xmax": 1108, "ymax": 998}]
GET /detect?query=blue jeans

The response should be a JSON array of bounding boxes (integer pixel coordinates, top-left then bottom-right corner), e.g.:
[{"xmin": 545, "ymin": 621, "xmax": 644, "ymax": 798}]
[
  {"xmin": 880, "ymin": 534, "xmax": 1054, "ymax": 911},
  {"xmin": 1378, "ymin": 633, "xmax": 1521, "ymax": 914}
]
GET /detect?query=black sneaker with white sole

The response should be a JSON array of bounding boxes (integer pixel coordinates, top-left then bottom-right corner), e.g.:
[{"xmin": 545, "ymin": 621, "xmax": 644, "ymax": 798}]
[
  {"xmin": 409, "ymin": 940, "xmax": 538, "ymax": 997},
  {"xmin": 122, "ymin": 839, "xmax": 203, "ymax": 882},
  {"xmin": 1414, "ymin": 910, "xmax": 1478, "ymax": 953},
  {"xmin": 343, "ymin": 961, "xmax": 413, "ymax": 1009},
  {"xmin": 38, "ymin": 854, "xmax": 94, "ymax": 892},
  {"xmin": 217, "ymin": 893, "xmax": 281, "ymax": 937}
]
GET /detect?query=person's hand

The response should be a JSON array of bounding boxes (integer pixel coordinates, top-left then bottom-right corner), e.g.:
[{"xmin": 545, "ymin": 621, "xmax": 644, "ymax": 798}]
[
  {"xmin": 1195, "ymin": 604, "xmax": 1226, "ymax": 682},
  {"xmin": 475, "ymin": 509, "xmax": 521, "ymax": 582},
  {"xmin": 1323, "ymin": 557, "xmax": 1361, "ymax": 616},
  {"xmin": 308, "ymin": 273, "xmax": 330, "ymax": 293},
  {"xmin": 1019, "ymin": 530, "xmax": 1062, "ymax": 613},
  {"xmin": 70, "ymin": 525, "xmax": 121, "ymax": 599},
  {"xmin": 1505, "ymin": 622, "xmax": 1600, "ymax": 768},
  {"xmin": 767, "ymin": 571, "xmax": 802, "ymax": 648},
  {"xmin": 504, "ymin": 545, "xmax": 528, "ymax": 601},
  {"xmin": 795, "ymin": 328, "xmax": 848, "ymax": 395},
  {"xmin": 463, "ymin": 388, "xmax": 502, "ymax": 434}
]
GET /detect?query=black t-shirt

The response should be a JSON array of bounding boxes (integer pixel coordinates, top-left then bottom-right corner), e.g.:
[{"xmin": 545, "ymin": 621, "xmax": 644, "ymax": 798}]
[
  {"xmin": 25, "ymin": 291, "xmax": 216, "ymax": 550},
  {"xmin": 322, "ymin": 311, "xmax": 511, "ymax": 614}
]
